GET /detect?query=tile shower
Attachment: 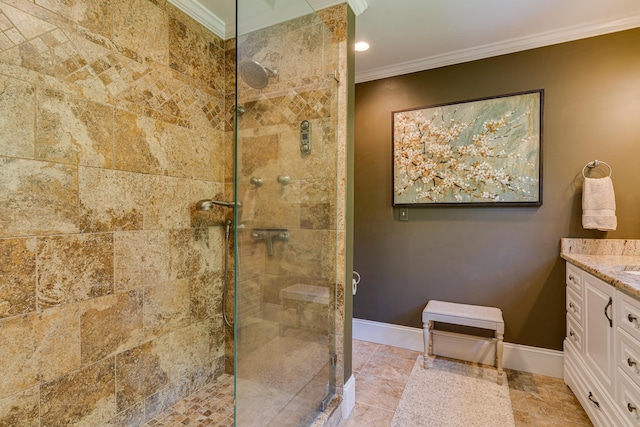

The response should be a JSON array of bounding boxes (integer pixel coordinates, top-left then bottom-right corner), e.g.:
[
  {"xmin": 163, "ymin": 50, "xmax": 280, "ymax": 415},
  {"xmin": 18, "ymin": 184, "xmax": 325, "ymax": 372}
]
[{"xmin": 0, "ymin": 0, "xmax": 350, "ymax": 426}]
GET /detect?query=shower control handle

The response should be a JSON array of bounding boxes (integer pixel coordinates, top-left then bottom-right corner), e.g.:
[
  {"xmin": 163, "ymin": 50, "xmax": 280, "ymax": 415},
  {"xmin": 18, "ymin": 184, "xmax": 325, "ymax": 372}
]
[{"xmin": 300, "ymin": 120, "xmax": 311, "ymax": 154}]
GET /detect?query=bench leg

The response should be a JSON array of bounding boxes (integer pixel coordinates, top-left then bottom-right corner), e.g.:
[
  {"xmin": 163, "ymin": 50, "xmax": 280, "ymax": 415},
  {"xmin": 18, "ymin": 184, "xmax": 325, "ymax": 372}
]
[
  {"xmin": 496, "ymin": 331, "xmax": 504, "ymax": 385},
  {"xmin": 423, "ymin": 320, "xmax": 433, "ymax": 368}
]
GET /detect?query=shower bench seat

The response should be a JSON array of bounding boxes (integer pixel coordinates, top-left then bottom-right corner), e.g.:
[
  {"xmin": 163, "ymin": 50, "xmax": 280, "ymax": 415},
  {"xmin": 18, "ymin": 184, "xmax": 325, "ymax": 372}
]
[
  {"xmin": 422, "ymin": 300, "xmax": 504, "ymax": 384},
  {"xmin": 279, "ymin": 284, "xmax": 329, "ymax": 335}
]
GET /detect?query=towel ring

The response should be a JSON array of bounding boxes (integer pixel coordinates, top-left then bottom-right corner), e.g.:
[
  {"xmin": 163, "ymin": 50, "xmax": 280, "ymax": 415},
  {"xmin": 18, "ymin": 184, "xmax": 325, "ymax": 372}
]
[{"xmin": 582, "ymin": 160, "xmax": 612, "ymax": 178}]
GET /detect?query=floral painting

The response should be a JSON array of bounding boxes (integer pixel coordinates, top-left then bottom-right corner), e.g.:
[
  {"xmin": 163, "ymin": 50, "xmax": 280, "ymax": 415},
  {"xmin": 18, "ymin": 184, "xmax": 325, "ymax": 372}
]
[{"xmin": 393, "ymin": 90, "xmax": 543, "ymax": 206}]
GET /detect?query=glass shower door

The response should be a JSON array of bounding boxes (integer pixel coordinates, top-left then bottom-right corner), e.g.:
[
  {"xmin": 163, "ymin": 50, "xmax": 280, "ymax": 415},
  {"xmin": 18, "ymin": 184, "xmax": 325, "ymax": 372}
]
[{"xmin": 234, "ymin": 1, "xmax": 340, "ymax": 425}]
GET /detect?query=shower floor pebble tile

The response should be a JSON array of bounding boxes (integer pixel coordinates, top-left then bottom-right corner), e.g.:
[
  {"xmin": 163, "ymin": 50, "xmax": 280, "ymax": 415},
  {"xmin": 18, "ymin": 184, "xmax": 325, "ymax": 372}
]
[{"xmin": 142, "ymin": 374, "xmax": 234, "ymax": 427}]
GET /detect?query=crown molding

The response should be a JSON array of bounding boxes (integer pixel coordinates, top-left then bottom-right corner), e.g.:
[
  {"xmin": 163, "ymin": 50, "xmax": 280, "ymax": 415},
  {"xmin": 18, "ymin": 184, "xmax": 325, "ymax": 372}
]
[
  {"xmin": 167, "ymin": 0, "xmax": 226, "ymax": 39},
  {"xmin": 311, "ymin": 0, "xmax": 368, "ymax": 15},
  {"xmin": 355, "ymin": 15, "xmax": 640, "ymax": 84},
  {"xmin": 170, "ymin": 0, "xmax": 367, "ymax": 40},
  {"xmin": 347, "ymin": 0, "xmax": 368, "ymax": 15}
]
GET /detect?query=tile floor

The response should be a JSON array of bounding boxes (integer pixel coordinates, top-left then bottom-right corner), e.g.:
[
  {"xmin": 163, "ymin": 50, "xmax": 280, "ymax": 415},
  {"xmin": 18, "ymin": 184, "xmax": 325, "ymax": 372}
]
[
  {"xmin": 144, "ymin": 339, "xmax": 593, "ymax": 427},
  {"xmin": 142, "ymin": 374, "xmax": 234, "ymax": 427},
  {"xmin": 339, "ymin": 340, "xmax": 593, "ymax": 427}
]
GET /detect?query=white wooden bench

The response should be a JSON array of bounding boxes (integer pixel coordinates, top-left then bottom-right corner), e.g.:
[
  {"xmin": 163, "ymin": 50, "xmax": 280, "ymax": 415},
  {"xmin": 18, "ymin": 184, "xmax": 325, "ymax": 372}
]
[{"xmin": 422, "ymin": 300, "xmax": 505, "ymax": 384}]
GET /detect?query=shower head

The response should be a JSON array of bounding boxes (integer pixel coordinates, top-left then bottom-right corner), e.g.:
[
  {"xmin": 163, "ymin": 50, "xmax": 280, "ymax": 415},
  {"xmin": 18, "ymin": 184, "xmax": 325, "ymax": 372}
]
[
  {"xmin": 239, "ymin": 60, "xmax": 277, "ymax": 89},
  {"xmin": 195, "ymin": 199, "xmax": 235, "ymax": 210}
]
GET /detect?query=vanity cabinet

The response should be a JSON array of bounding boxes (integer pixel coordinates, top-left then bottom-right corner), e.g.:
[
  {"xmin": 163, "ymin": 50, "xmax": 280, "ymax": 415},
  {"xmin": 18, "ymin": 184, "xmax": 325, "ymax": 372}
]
[
  {"xmin": 564, "ymin": 262, "xmax": 640, "ymax": 426},
  {"xmin": 583, "ymin": 272, "xmax": 616, "ymax": 393}
]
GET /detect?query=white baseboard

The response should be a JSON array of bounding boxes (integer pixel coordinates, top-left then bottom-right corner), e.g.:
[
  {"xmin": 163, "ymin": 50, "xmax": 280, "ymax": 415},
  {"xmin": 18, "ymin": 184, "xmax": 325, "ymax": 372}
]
[
  {"xmin": 341, "ymin": 375, "xmax": 356, "ymax": 419},
  {"xmin": 353, "ymin": 318, "xmax": 564, "ymax": 378}
]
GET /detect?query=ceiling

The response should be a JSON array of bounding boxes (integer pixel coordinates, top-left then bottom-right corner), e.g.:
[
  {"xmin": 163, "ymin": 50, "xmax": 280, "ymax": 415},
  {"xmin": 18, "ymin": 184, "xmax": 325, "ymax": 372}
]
[{"xmin": 170, "ymin": 0, "xmax": 640, "ymax": 83}]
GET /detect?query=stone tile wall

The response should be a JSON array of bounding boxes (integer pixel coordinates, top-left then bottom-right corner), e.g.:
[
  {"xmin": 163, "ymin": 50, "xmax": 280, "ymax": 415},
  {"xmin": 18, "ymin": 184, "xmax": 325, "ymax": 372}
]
[{"xmin": 0, "ymin": 0, "xmax": 229, "ymax": 425}]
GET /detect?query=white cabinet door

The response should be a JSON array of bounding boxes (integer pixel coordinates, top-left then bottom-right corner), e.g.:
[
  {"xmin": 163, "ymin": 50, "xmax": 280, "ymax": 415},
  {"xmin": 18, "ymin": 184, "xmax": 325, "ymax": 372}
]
[{"xmin": 584, "ymin": 272, "xmax": 616, "ymax": 393}]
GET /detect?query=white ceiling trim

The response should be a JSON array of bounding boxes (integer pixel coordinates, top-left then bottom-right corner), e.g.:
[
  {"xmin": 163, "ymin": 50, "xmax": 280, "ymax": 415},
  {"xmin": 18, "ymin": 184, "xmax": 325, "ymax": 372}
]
[
  {"xmin": 348, "ymin": 0, "xmax": 368, "ymax": 15},
  {"xmin": 355, "ymin": 14, "xmax": 640, "ymax": 84},
  {"xmin": 167, "ymin": 0, "xmax": 226, "ymax": 39},
  {"xmin": 169, "ymin": 0, "xmax": 367, "ymax": 40},
  {"xmin": 310, "ymin": 0, "xmax": 368, "ymax": 15}
]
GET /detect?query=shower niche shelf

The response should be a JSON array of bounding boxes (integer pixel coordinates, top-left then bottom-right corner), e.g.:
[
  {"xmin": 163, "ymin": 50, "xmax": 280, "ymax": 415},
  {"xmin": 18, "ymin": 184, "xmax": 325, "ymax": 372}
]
[{"xmin": 251, "ymin": 228, "xmax": 289, "ymax": 256}]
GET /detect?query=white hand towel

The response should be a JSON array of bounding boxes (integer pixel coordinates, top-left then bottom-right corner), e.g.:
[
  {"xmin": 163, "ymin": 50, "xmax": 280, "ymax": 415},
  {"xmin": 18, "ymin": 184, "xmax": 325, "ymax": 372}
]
[{"xmin": 582, "ymin": 176, "xmax": 617, "ymax": 231}]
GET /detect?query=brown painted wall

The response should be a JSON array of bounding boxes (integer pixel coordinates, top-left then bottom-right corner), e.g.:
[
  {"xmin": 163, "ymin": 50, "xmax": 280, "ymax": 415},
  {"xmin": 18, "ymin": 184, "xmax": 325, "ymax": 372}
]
[{"xmin": 354, "ymin": 28, "xmax": 640, "ymax": 350}]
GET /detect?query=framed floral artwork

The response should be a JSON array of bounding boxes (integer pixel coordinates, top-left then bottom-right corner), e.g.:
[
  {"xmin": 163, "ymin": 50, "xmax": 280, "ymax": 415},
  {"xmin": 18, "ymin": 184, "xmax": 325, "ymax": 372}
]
[{"xmin": 392, "ymin": 90, "xmax": 543, "ymax": 206}]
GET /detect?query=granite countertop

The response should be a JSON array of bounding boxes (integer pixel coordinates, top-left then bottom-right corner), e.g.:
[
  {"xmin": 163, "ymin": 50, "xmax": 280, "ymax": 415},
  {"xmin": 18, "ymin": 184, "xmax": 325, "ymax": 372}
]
[{"xmin": 561, "ymin": 238, "xmax": 640, "ymax": 299}]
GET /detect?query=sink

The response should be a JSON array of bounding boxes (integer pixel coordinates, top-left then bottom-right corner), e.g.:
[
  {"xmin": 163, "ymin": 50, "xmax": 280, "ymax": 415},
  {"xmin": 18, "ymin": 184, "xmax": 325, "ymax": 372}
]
[{"xmin": 622, "ymin": 266, "xmax": 640, "ymax": 276}]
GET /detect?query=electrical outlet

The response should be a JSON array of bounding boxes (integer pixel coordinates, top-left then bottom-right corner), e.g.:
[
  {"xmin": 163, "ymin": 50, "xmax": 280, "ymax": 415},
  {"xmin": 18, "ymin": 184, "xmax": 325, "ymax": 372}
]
[{"xmin": 399, "ymin": 207, "xmax": 409, "ymax": 221}]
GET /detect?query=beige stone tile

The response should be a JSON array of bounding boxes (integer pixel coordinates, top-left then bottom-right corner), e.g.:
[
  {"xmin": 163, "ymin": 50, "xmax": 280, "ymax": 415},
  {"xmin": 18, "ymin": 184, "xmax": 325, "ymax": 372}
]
[
  {"xmin": 238, "ymin": 132, "xmax": 279, "ymax": 179},
  {"xmin": 40, "ymin": 357, "xmax": 116, "ymax": 426},
  {"xmin": 0, "ymin": 304, "xmax": 80, "ymax": 399},
  {"xmin": 339, "ymin": 402, "xmax": 394, "ymax": 427},
  {"xmin": 375, "ymin": 345, "xmax": 421, "ymax": 361},
  {"xmin": 350, "ymin": 349, "xmax": 373, "ymax": 375},
  {"xmin": 80, "ymin": 291, "xmax": 144, "ymax": 365},
  {"xmin": 264, "ymin": 229, "xmax": 334, "ymax": 282},
  {"xmin": 0, "ymin": 5, "xmax": 90, "ymax": 81},
  {"xmin": 277, "ymin": 119, "xmax": 337, "ymax": 181},
  {"xmin": 37, "ymin": 233, "xmax": 114, "ymax": 308},
  {"xmin": 113, "ymin": 109, "xmax": 168, "ymax": 175},
  {"xmin": 112, "ymin": 0, "xmax": 168, "ymax": 64},
  {"xmin": 326, "ymin": 3, "xmax": 348, "ymax": 40},
  {"xmin": 119, "ymin": 116, "xmax": 221, "ymax": 182},
  {"xmin": 0, "ymin": 158, "xmax": 79, "ymax": 237},
  {"xmin": 143, "ymin": 174, "xmax": 190, "ymax": 230},
  {"xmin": 301, "ymin": 202, "xmax": 334, "ymax": 229},
  {"xmin": 508, "ymin": 388, "xmax": 532, "ymax": 413},
  {"xmin": 190, "ymin": 271, "xmax": 223, "ymax": 321},
  {"xmin": 78, "ymin": 166, "xmax": 145, "ymax": 232},
  {"xmin": 0, "ymin": 386, "xmax": 39, "ymax": 427},
  {"xmin": 168, "ymin": 15, "xmax": 222, "ymax": 91},
  {"xmin": 169, "ymin": 227, "xmax": 223, "ymax": 279},
  {"xmin": 144, "ymin": 278, "xmax": 190, "ymax": 336},
  {"xmin": 144, "ymin": 376, "xmax": 191, "ymax": 421},
  {"xmin": 0, "ymin": 237, "xmax": 36, "ymax": 318},
  {"xmin": 224, "ymin": 129, "xmax": 234, "ymax": 181},
  {"xmin": 36, "ymin": 88, "xmax": 114, "ymax": 167},
  {"xmin": 34, "ymin": 0, "xmax": 113, "ymax": 38},
  {"xmin": 153, "ymin": 322, "xmax": 211, "ymax": 384},
  {"xmin": 0, "ymin": 75, "xmax": 35, "ymax": 158},
  {"xmin": 104, "ymin": 401, "xmax": 145, "ymax": 427},
  {"xmin": 359, "ymin": 353, "xmax": 415, "ymax": 383},
  {"xmin": 116, "ymin": 341, "xmax": 169, "ymax": 412},
  {"xmin": 353, "ymin": 373, "xmax": 405, "ymax": 411},
  {"xmin": 249, "ymin": 183, "xmax": 301, "ymax": 229},
  {"xmin": 279, "ymin": 23, "xmax": 324, "ymax": 87},
  {"xmin": 352, "ymin": 339, "xmax": 380, "ymax": 354},
  {"xmin": 164, "ymin": 125, "xmax": 220, "ymax": 182},
  {"xmin": 114, "ymin": 230, "xmax": 170, "ymax": 292},
  {"xmin": 207, "ymin": 130, "xmax": 226, "ymax": 184},
  {"xmin": 513, "ymin": 408, "xmax": 535, "ymax": 427}
]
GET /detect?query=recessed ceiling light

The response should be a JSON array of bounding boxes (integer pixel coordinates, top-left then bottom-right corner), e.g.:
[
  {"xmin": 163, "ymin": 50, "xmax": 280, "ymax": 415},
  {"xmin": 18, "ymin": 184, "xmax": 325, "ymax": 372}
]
[{"xmin": 355, "ymin": 41, "xmax": 370, "ymax": 52}]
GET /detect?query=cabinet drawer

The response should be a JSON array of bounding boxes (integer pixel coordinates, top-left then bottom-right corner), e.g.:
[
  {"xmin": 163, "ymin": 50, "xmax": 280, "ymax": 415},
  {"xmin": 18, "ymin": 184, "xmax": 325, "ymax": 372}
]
[
  {"xmin": 619, "ymin": 291, "xmax": 640, "ymax": 341},
  {"xmin": 567, "ymin": 286, "xmax": 583, "ymax": 325},
  {"xmin": 565, "ymin": 344, "xmax": 617, "ymax": 427},
  {"xmin": 567, "ymin": 313, "xmax": 584, "ymax": 354},
  {"xmin": 617, "ymin": 368, "xmax": 640, "ymax": 426},
  {"xmin": 567, "ymin": 263, "xmax": 583, "ymax": 295},
  {"xmin": 619, "ymin": 328, "xmax": 640, "ymax": 389}
]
